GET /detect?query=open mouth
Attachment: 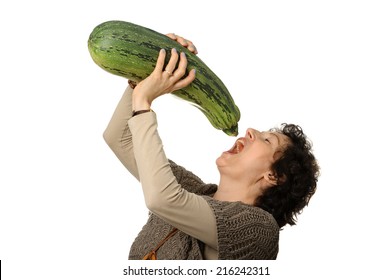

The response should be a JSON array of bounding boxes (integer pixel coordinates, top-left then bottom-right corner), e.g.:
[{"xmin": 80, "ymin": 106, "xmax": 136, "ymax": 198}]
[{"xmin": 226, "ymin": 138, "xmax": 245, "ymax": 154}]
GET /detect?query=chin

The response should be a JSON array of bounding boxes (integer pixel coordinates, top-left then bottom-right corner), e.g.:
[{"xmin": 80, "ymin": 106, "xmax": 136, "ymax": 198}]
[
  {"xmin": 215, "ymin": 154, "xmax": 230, "ymax": 170},
  {"xmin": 215, "ymin": 156, "xmax": 222, "ymax": 167},
  {"xmin": 215, "ymin": 155, "xmax": 225, "ymax": 169}
]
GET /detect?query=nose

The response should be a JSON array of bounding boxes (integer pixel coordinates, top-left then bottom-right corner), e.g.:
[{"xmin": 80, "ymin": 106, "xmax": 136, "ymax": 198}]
[{"xmin": 246, "ymin": 128, "xmax": 255, "ymax": 141}]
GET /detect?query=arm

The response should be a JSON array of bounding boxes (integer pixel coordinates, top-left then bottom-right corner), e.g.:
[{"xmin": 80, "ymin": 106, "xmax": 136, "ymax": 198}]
[
  {"xmin": 129, "ymin": 112, "xmax": 217, "ymax": 249},
  {"xmin": 103, "ymin": 34, "xmax": 197, "ymax": 180},
  {"xmin": 103, "ymin": 85, "xmax": 140, "ymax": 180},
  {"xmin": 129, "ymin": 48, "xmax": 217, "ymax": 249},
  {"xmin": 102, "ymin": 85, "xmax": 210, "ymax": 185},
  {"xmin": 103, "ymin": 96, "xmax": 217, "ymax": 247}
]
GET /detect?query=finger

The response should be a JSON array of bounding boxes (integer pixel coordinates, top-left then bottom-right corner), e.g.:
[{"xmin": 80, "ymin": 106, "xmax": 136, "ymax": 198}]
[
  {"xmin": 154, "ymin": 49, "xmax": 167, "ymax": 73},
  {"xmin": 164, "ymin": 48, "xmax": 179, "ymax": 74},
  {"xmin": 165, "ymin": 33, "xmax": 177, "ymax": 40},
  {"xmin": 172, "ymin": 69, "xmax": 196, "ymax": 91},
  {"xmin": 166, "ymin": 34, "xmax": 198, "ymax": 54},
  {"xmin": 178, "ymin": 37, "xmax": 198, "ymax": 54},
  {"xmin": 187, "ymin": 42, "xmax": 198, "ymax": 54},
  {"xmin": 173, "ymin": 52, "xmax": 188, "ymax": 78},
  {"xmin": 176, "ymin": 36, "xmax": 189, "ymax": 47}
]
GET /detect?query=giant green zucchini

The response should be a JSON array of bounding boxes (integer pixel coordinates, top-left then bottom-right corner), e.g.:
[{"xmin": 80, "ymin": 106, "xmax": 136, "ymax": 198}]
[{"xmin": 88, "ymin": 20, "xmax": 240, "ymax": 136}]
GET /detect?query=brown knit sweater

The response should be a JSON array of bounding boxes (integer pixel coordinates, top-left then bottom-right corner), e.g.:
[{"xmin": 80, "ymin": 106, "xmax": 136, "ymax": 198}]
[{"xmin": 128, "ymin": 161, "xmax": 280, "ymax": 260}]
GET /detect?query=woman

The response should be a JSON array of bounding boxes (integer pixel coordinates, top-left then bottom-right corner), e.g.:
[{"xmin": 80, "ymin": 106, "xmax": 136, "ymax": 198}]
[{"xmin": 103, "ymin": 35, "xmax": 319, "ymax": 260}]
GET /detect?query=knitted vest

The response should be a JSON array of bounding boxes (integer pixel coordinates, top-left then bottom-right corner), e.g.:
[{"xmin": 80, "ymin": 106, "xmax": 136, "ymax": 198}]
[{"xmin": 128, "ymin": 161, "xmax": 280, "ymax": 260}]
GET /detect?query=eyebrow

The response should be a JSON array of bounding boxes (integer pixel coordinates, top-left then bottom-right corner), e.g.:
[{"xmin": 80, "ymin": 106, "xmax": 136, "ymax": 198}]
[{"xmin": 269, "ymin": 132, "xmax": 280, "ymax": 145}]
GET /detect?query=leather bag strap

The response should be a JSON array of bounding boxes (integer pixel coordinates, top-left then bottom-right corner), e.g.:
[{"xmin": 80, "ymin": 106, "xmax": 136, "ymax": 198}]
[{"xmin": 142, "ymin": 228, "xmax": 178, "ymax": 260}]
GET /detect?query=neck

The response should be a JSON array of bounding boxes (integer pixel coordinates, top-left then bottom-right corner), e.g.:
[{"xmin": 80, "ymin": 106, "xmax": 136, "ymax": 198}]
[{"xmin": 213, "ymin": 176, "xmax": 256, "ymax": 205}]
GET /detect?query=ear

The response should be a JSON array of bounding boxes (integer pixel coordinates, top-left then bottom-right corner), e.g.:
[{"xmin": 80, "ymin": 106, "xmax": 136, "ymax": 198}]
[{"xmin": 265, "ymin": 172, "xmax": 279, "ymax": 186}]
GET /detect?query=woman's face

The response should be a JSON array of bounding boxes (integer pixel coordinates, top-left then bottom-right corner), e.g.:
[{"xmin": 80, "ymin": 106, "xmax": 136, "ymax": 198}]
[{"xmin": 216, "ymin": 128, "xmax": 290, "ymax": 182}]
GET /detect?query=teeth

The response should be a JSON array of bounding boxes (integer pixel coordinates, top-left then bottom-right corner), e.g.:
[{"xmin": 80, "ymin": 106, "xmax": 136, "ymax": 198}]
[
  {"xmin": 226, "ymin": 139, "xmax": 244, "ymax": 154},
  {"xmin": 235, "ymin": 141, "xmax": 244, "ymax": 154}
]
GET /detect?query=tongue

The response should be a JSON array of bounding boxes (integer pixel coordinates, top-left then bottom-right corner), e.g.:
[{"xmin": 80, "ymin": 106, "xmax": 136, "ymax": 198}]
[{"xmin": 237, "ymin": 142, "xmax": 244, "ymax": 153}]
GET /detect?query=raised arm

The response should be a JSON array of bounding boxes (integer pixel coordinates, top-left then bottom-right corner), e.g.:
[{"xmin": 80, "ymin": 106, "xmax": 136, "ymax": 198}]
[
  {"xmin": 103, "ymin": 34, "xmax": 198, "ymax": 180},
  {"xmin": 103, "ymin": 85, "xmax": 140, "ymax": 180},
  {"xmin": 129, "ymin": 48, "xmax": 217, "ymax": 249},
  {"xmin": 129, "ymin": 112, "xmax": 217, "ymax": 249}
]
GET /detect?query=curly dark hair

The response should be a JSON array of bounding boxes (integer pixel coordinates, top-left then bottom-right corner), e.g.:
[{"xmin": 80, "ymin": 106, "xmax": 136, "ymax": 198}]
[{"xmin": 255, "ymin": 123, "xmax": 320, "ymax": 228}]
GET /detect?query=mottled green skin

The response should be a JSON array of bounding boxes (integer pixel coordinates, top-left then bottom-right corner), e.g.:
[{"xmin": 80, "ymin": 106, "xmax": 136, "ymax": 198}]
[{"xmin": 88, "ymin": 20, "xmax": 240, "ymax": 136}]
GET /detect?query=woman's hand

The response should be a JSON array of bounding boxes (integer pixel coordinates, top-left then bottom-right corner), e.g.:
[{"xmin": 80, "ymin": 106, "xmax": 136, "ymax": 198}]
[
  {"xmin": 166, "ymin": 33, "xmax": 198, "ymax": 54},
  {"xmin": 132, "ymin": 48, "xmax": 196, "ymax": 111},
  {"xmin": 128, "ymin": 34, "xmax": 198, "ymax": 89}
]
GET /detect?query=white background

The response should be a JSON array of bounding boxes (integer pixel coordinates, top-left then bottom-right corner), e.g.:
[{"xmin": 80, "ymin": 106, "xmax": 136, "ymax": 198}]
[{"xmin": 1, "ymin": 0, "xmax": 390, "ymax": 279}]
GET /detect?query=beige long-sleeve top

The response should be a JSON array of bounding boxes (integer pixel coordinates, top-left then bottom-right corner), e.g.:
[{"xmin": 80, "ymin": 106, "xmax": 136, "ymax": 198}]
[{"xmin": 103, "ymin": 86, "xmax": 218, "ymax": 259}]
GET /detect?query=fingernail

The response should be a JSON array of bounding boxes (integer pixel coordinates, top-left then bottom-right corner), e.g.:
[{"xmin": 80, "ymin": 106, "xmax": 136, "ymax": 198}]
[
  {"xmin": 172, "ymin": 48, "xmax": 177, "ymax": 53},
  {"xmin": 161, "ymin": 48, "xmax": 166, "ymax": 53}
]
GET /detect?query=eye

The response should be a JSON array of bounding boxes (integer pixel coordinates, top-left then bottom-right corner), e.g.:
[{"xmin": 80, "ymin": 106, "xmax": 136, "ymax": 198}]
[{"xmin": 265, "ymin": 138, "xmax": 271, "ymax": 143}]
